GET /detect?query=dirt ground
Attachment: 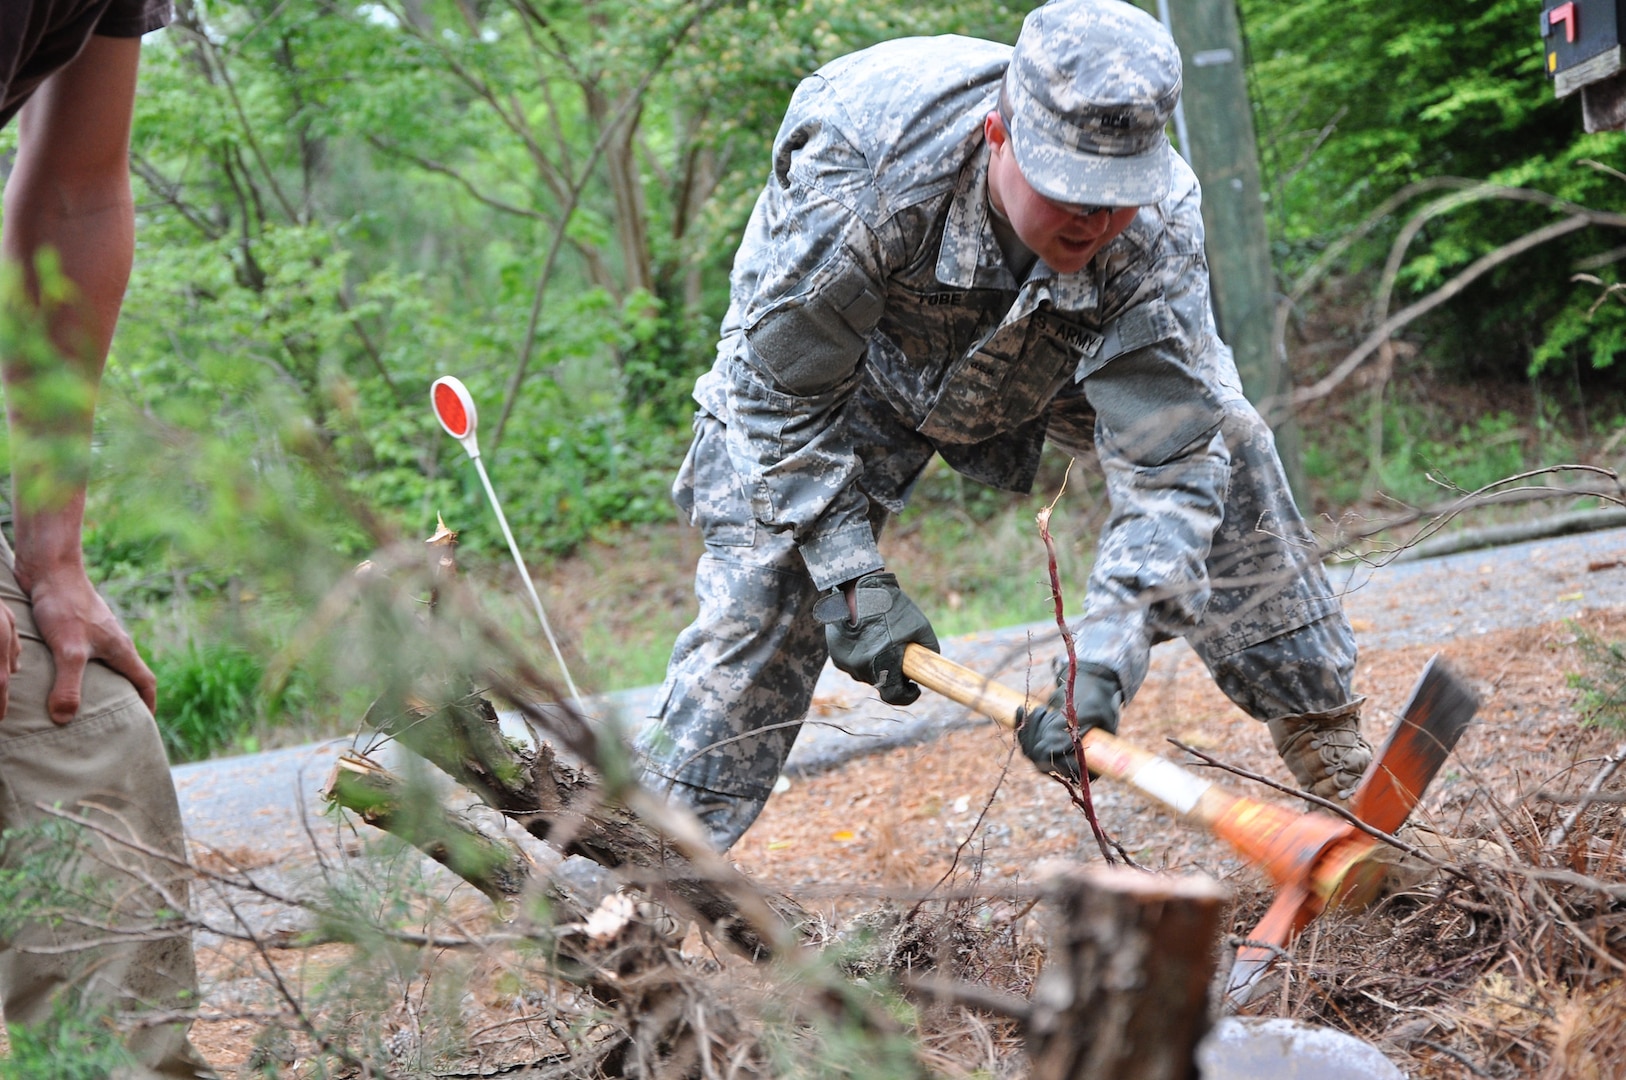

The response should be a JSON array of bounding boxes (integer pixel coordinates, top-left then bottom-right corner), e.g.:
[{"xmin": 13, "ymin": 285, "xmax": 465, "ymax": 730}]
[
  {"xmin": 731, "ymin": 611, "xmax": 1617, "ymax": 903},
  {"xmin": 176, "ymin": 597, "xmax": 1626, "ymax": 1078}
]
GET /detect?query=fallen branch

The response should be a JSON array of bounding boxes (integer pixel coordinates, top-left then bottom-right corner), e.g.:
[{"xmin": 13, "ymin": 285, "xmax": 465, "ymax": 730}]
[
  {"xmin": 1393, "ymin": 505, "xmax": 1626, "ymax": 563},
  {"xmin": 1329, "ymin": 466, "xmax": 1625, "ymax": 568},
  {"xmin": 323, "ymin": 753, "xmax": 534, "ymax": 906},
  {"xmin": 350, "ymin": 523, "xmax": 808, "ymax": 960},
  {"xmin": 362, "ymin": 681, "xmax": 804, "ymax": 960}
]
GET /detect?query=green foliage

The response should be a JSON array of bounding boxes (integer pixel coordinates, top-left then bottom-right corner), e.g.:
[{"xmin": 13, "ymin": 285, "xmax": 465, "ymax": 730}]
[
  {"xmin": 148, "ymin": 641, "xmax": 258, "ymax": 761},
  {"xmin": 146, "ymin": 640, "xmax": 313, "ymax": 762},
  {"xmin": 0, "ymin": 257, "xmax": 99, "ymax": 507},
  {"xmin": 0, "ymin": 1000, "xmax": 134, "ymax": 1080},
  {"xmin": 1242, "ymin": 0, "xmax": 1626, "ymax": 375},
  {"xmin": 1376, "ymin": 410, "xmax": 1532, "ymax": 504},
  {"xmin": 109, "ymin": 0, "xmax": 1032, "ymax": 574},
  {"xmin": 761, "ymin": 966, "xmax": 928, "ymax": 1080},
  {"xmin": 0, "ymin": 0, "xmax": 1038, "ymax": 747},
  {"xmin": 1567, "ymin": 622, "xmax": 1626, "ymax": 730}
]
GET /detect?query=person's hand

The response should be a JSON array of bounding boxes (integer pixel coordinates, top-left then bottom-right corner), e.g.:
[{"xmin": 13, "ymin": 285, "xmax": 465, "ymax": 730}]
[
  {"xmin": 15, "ymin": 564, "xmax": 155, "ymax": 724},
  {"xmin": 1017, "ymin": 662, "xmax": 1122, "ymax": 779},
  {"xmin": 814, "ymin": 571, "xmax": 939, "ymax": 706}
]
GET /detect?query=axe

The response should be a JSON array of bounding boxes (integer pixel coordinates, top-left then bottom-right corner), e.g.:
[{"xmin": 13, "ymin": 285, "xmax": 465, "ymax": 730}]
[{"xmin": 899, "ymin": 644, "xmax": 1478, "ymax": 1004}]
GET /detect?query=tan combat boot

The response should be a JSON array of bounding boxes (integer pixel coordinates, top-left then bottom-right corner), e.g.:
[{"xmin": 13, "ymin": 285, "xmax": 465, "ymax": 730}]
[{"xmin": 1267, "ymin": 700, "xmax": 1372, "ymax": 803}]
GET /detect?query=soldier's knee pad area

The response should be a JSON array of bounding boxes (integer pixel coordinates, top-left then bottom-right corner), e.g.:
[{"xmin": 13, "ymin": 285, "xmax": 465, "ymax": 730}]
[{"xmin": 1204, "ymin": 621, "xmax": 1357, "ymax": 721}]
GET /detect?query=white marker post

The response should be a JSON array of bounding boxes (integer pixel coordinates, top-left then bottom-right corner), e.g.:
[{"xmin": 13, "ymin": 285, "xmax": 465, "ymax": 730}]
[{"xmin": 430, "ymin": 375, "xmax": 584, "ymax": 708}]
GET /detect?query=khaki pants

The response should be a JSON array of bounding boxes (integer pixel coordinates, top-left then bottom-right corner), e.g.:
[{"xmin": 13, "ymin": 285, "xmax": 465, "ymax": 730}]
[{"xmin": 0, "ymin": 537, "xmax": 210, "ymax": 1078}]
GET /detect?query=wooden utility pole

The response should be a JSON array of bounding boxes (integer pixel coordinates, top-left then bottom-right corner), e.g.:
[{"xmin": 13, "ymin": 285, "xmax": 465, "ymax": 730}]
[{"xmin": 1156, "ymin": 0, "xmax": 1305, "ymax": 498}]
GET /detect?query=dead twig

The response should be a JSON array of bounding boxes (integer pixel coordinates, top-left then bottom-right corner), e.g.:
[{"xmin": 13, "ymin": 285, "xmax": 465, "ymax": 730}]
[
  {"xmin": 1416, "ymin": 1039, "xmax": 1495, "ymax": 1078},
  {"xmin": 1036, "ymin": 464, "xmax": 1114, "ymax": 864},
  {"xmin": 1535, "ymin": 790, "xmax": 1626, "ymax": 804},
  {"xmin": 1546, "ymin": 740, "xmax": 1626, "ymax": 847},
  {"xmin": 900, "ymin": 972, "xmax": 1033, "ymax": 1023}
]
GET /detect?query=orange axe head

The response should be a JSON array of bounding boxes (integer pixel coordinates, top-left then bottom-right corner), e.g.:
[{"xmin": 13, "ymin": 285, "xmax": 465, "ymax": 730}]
[{"xmin": 1224, "ymin": 656, "xmax": 1480, "ymax": 1004}]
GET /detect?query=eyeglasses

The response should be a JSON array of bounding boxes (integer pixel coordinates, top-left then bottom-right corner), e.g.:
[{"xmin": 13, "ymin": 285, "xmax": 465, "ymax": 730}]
[{"xmin": 1039, "ymin": 195, "xmax": 1115, "ymax": 219}]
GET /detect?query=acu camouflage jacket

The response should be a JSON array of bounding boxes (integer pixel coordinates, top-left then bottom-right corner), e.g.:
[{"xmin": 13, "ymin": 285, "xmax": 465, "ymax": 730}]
[{"xmin": 692, "ymin": 35, "xmax": 1248, "ymax": 690}]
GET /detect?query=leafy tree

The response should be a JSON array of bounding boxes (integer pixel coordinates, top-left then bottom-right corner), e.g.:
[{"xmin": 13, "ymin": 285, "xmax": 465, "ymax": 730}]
[
  {"xmin": 1241, "ymin": 0, "xmax": 1626, "ymax": 377},
  {"xmin": 91, "ymin": 0, "xmax": 1030, "ymax": 571}
]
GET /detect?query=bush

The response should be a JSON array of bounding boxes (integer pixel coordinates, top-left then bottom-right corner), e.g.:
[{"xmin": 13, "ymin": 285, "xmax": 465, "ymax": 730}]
[
  {"xmin": 1242, "ymin": 0, "xmax": 1626, "ymax": 378},
  {"xmin": 1377, "ymin": 410, "xmax": 1532, "ymax": 504},
  {"xmin": 147, "ymin": 641, "xmax": 308, "ymax": 763}
]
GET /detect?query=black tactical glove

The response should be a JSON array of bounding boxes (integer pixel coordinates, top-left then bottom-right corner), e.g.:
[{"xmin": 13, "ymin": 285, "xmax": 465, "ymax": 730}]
[
  {"xmin": 1017, "ymin": 662, "xmax": 1123, "ymax": 779},
  {"xmin": 813, "ymin": 571, "xmax": 940, "ymax": 706}
]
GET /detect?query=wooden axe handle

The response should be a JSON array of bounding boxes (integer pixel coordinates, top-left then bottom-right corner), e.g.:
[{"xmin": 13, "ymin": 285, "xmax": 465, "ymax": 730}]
[
  {"xmin": 899, "ymin": 642, "xmax": 1043, "ymax": 726},
  {"xmin": 900, "ymin": 643, "xmax": 1382, "ymax": 925},
  {"xmin": 901, "ymin": 643, "xmax": 1235, "ymax": 825}
]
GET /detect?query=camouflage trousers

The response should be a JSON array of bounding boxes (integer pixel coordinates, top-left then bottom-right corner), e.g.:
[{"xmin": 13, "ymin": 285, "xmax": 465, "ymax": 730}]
[{"xmin": 642, "ymin": 387, "xmax": 1358, "ymax": 850}]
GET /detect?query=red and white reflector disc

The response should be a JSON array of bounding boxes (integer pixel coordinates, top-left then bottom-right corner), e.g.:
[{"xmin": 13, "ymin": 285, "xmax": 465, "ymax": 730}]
[{"xmin": 430, "ymin": 376, "xmax": 481, "ymax": 458}]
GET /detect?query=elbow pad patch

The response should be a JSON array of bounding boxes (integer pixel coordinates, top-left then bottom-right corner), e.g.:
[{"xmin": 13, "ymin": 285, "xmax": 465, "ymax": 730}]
[
  {"xmin": 1084, "ymin": 350, "xmax": 1224, "ymax": 467},
  {"xmin": 745, "ymin": 260, "xmax": 885, "ymax": 395}
]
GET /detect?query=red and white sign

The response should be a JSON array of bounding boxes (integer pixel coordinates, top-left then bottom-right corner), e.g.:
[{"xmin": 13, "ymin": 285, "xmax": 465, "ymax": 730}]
[{"xmin": 430, "ymin": 375, "xmax": 481, "ymax": 458}]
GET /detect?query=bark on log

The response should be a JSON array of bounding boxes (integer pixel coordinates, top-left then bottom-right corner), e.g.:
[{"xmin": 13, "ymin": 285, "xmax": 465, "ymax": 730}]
[
  {"xmin": 362, "ymin": 686, "xmax": 802, "ymax": 959},
  {"xmin": 1027, "ymin": 865, "xmax": 1229, "ymax": 1080},
  {"xmin": 324, "ymin": 753, "xmax": 534, "ymax": 905}
]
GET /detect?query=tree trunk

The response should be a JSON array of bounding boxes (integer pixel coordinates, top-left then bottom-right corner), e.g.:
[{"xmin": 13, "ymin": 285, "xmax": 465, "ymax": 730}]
[
  {"xmin": 586, "ymin": 84, "xmax": 654, "ymax": 301},
  {"xmin": 1026, "ymin": 865, "xmax": 1229, "ymax": 1080}
]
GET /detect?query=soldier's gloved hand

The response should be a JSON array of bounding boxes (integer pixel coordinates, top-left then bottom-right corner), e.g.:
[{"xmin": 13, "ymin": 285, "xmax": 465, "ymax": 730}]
[
  {"xmin": 1017, "ymin": 662, "xmax": 1123, "ymax": 779},
  {"xmin": 813, "ymin": 571, "xmax": 939, "ymax": 706}
]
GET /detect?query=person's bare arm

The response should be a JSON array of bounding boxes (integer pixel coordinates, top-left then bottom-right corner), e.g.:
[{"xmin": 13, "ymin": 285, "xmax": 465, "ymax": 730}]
[{"xmin": 1, "ymin": 34, "xmax": 156, "ymax": 723}]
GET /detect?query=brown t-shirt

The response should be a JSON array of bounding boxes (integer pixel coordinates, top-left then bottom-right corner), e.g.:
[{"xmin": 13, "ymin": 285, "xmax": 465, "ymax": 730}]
[{"xmin": 1, "ymin": 0, "xmax": 172, "ymax": 127}]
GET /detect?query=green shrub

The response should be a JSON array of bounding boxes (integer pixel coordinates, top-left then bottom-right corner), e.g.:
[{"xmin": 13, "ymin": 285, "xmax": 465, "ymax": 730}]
[
  {"xmin": 1377, "ymin": 410, "xmax": 1531, "ymax": 504},
  {"xmin": 1, "ymin": 999, "xmax": 133, "ymax": 1080},
  {"xmin": 147, "ymin": 641, "xmax": 308, "ymax": 762},
  {"xmin": 1242, "ymin": 0, "xmax": 1626, "ymax": 378}
]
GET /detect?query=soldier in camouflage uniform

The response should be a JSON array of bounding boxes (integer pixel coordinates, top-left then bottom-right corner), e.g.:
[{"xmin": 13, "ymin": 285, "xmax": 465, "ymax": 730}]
[{"xmin": 641, "ymin": 0, "xmax": 1372, "ymax": 851}]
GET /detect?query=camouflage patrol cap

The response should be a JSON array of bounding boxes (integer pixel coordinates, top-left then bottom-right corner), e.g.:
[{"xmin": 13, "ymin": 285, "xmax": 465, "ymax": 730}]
[{"xmin": 1004, "ymin": 0, "xmax": 1181, "ymax": 207}]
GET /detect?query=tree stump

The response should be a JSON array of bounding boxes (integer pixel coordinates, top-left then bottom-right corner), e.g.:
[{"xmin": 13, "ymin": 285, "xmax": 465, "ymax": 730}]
[{"xmin": 1027, "ymin": 865, "xmax": 1230, "ymax": 1080}]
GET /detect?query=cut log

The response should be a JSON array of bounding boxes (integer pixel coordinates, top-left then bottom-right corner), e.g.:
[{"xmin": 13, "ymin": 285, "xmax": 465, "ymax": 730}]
[
  {"xmin": 347, "ymin": 522, "xmax": 806, "ymax": 960},
  {"xmin": 323, "ymin": 753, "xmax": 533, "ymax": 905},
  {"xmin": 324, "ymin": 751, "xmax": 753, "ymax": 1078},
  {"xmin": 360, "ymin": 686, "xmax": 804, "ymax": 958},
  {"xmin": 1026, "ymin": 865, "xmax": 1230, "ymax": 1080}
]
